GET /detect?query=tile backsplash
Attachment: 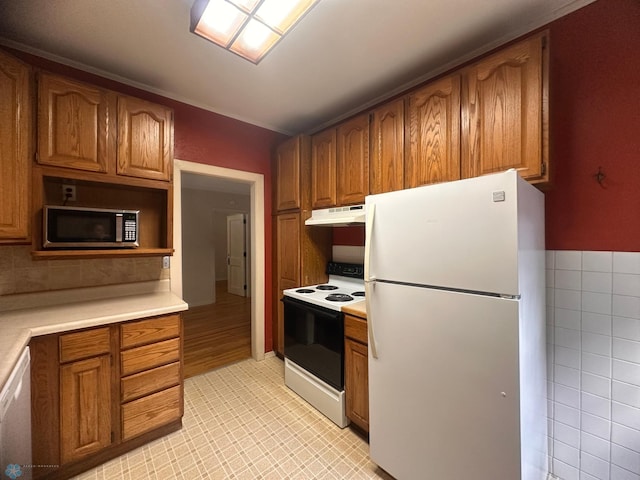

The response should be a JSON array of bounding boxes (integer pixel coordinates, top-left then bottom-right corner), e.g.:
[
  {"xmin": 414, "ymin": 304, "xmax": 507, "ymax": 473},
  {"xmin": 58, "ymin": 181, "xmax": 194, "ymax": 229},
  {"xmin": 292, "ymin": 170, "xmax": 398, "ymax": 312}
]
[
  {"xmin": 547, "ymin": 251, "xmax": 640, "ymax": 480},
  {"xmin": 0, "ymin": 245, "xmax": 169, "ymax": 296}
]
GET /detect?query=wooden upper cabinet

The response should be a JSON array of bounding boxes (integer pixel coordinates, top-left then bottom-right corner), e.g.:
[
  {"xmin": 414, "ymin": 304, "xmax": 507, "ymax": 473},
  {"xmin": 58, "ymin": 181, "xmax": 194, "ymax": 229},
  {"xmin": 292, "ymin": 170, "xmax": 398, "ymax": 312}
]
[
  {"xmin": 370, "ymin": 99, "xmax": 404, "ymax": 194},
  {"xmin": 310, "ymin": 129, "xmax": 337, "ymax": 209},
  {"xmin": 275, "ymin": 135, "xmax": 303, "ymax": 212},
  {"xmin": 37, "ymin": 73, "xmax": 174, "ymax": 182},
  {"xmin": 117, "ymin": 95, "xmax": 173, "ymax": 181},
  {"xmin": 406, "ymin": 75, "xmax": 461, "ymax": 188},
  {"xmin": 37, "ymin": 73, "xmax": 114, "ymax": 173},
  {"xmin": 462, "ymin": 31, "xmax": 548, "ymax": 182},
  {"xmin": 0, "ymin": 50, "xmax": 31, "ymax": 241},
  {"xmin": 336, "ymin": 114, "xmax": 369, "ymax": 205}
]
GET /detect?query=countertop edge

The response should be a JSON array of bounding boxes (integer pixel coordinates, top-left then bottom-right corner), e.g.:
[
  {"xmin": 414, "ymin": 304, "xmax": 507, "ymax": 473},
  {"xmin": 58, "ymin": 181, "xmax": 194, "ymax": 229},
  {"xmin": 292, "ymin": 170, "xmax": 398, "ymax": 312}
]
[
  {"xmin": 341, "ymin": 301, "xmax": 367, "ymax": 318},
  {"xmin": 0, "ymin": 290, "xmax": 188, "ymax": 395}
]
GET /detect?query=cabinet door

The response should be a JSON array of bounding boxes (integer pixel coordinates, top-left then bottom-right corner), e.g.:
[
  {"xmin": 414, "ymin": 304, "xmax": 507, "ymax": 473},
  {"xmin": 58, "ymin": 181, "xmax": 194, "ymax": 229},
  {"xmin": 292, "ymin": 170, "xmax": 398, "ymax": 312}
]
[
  {"xmin": 0, "ymin": 50, "xmax": 31, "ymax": 241},
  {"xmin": 462, "ymin": 33, "xmax": 546, "ymax": 181},
  {"xmin": 406, "ymin": 75, "xmax": 461, "ymax": 188},
  {"xmin": 345, "ymin": 338, "xmax": 369, "ymax": 432},
  {"xmin": 274, "ymin": 213, "xmax": 301, "ymax": 355},
  {"xmin": 310, "ymin": 129, "xmax": 337, "ymax": 209},
  {"xmin": 370, "ymin": 99, "xmax": 404, "ymax": 194},
  {"xmin": 117, "ymin": 96, "xmax": 173, "ymax": 181},
  {"xmin": 275, "ymin": 136, "xmax": 302, "ymax": 212},
  {"xmin": 337, "ymin": 114, "xmax": 369, "ymax": 205},
  {"xmin": 37, "ymin": 73, "xmax": 114, "ymax": 173},
  {"xmin": 60, "ymin": 355, "xmax": 112, "ymax": 464}
]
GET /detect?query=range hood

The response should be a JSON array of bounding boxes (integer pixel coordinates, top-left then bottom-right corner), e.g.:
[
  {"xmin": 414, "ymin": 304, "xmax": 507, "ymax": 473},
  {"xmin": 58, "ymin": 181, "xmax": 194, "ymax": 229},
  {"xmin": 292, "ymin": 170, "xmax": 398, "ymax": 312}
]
[{"xmin": 305, "ymin": 205, "xmax": 366, "ymax": 227}]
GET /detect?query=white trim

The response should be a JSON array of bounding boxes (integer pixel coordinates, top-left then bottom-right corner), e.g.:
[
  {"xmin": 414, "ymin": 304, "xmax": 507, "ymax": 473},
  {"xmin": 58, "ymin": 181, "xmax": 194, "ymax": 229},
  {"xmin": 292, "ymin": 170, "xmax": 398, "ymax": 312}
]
[{"xmin": 173, "ymin": 159, "xmax": 265, "ymax": 361}]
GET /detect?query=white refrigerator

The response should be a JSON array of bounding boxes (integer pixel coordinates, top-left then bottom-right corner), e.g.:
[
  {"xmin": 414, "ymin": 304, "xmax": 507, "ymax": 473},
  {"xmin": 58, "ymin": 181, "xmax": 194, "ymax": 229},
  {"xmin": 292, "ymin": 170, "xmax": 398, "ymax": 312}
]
[{"xmin": 364, "ymin": 170, "xmax": 547, "ymax": 480}]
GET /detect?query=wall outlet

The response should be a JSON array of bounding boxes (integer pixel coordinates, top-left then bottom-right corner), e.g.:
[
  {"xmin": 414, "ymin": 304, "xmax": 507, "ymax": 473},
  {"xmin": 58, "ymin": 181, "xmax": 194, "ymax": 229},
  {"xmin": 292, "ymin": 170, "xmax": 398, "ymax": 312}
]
[
  {"xmin": 62, "ymin": 184, "xmax": 76, "ymax": 202},
  {"xmin": 162, "ymin": 256, "xmax": 170, "ymax": 269}
]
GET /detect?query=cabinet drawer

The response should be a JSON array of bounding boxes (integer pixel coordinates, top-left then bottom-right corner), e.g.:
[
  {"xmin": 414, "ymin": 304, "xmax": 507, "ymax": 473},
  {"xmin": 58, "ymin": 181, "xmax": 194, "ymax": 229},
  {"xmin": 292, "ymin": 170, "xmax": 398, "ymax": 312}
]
[
  {"xmin": 122, "ymin": 385, "xmax": 181, "ymax": 440},
  {"xmin": 344, "ymin": 315, "xmax": 368, "ymax": 345},
  {"xmin": 121, "ymin": 361, "xmax": 181, "ymax": 403},
  {"xmin": 121, "ymin": 314, "xmax": 180, "ymax": 349},
  {"xmin": 121, "ymin": 338, "xmax": 180, "ymax": 376},
  {"xmin": 59, "ymin": 327, "xmax": 111, "ymax": 363}
]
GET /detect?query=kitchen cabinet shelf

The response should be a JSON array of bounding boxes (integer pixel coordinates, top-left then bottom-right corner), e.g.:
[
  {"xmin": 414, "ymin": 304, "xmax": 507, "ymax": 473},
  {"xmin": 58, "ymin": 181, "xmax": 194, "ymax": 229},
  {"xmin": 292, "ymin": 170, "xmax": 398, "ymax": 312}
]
[
  {"xmin": 31, "ymin": 165, "xmax": 173, "ymax": 259},
  {"xmin": 31, "ymin": 247, "xmax": 173, "ymax": 260}
]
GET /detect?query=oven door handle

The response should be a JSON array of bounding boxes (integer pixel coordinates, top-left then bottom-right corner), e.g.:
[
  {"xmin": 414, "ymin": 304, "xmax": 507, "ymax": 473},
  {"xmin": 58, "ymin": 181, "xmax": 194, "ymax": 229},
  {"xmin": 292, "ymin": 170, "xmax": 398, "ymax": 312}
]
[
  {"xmin": 364, "ymin": 203, "xmax": 378, "ymax": 359},
  {"xmin": 281, "ymin": 296, "xmax": 342, "ymax": 320}
]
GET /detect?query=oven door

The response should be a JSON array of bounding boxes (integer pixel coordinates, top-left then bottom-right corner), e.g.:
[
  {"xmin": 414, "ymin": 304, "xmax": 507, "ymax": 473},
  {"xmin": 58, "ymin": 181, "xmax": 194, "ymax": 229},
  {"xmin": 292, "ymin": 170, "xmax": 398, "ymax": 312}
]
[{"xmin": 283, "ymin": 296, "xmax": 345, "ymax": 391}]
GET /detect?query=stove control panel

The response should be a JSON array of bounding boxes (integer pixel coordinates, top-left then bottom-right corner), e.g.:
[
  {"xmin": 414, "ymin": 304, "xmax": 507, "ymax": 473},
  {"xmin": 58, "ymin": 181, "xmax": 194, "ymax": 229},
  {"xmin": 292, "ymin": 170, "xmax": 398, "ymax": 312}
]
[{"xmin": 326, "ymin": 262, "xmax": 364, "ymax": 279}]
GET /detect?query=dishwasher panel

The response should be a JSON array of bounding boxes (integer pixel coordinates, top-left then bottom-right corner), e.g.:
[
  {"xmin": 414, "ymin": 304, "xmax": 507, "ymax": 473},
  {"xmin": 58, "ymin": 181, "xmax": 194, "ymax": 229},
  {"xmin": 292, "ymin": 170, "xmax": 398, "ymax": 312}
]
[{"xmin": 0, "ymin": 346, "xmax": 32, "ymax": 480}]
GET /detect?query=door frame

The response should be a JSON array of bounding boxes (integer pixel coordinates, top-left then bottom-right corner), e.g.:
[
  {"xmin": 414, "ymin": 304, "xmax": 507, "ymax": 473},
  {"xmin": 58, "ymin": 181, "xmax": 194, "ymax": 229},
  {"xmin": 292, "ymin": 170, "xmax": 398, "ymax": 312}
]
[{"xmin": 173, "ymin": 159, "xmax": 265, "ymax": 361}]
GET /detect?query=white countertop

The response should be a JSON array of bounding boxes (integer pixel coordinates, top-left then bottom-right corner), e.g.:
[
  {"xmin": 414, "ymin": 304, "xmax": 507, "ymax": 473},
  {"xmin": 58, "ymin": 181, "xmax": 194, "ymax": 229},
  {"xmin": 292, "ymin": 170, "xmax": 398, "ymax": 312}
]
[{"xmin": 0, "ymin": 279, "xmax": 188, "ymax": 392}]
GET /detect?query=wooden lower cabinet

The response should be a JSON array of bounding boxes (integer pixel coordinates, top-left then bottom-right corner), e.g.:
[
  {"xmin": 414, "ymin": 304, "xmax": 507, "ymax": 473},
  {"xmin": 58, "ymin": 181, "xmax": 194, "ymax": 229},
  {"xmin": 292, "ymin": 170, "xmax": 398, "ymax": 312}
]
[
  {"xmin": 122, "ymin": 385, "xmax": 181, "ymax": 440},
  {"xmin": 60, "ymin": 355, "xmax": 112, "ymax": 464},
  {"xmin": 119, "ymin": 314, "xmax": 183, "ymax": 442},
  {"xmin": 344, "ymin": 313, "xmax": 369, "ymax": 433},
  {"xmin": 30, "ymin": 313, "xmax": 183, "ymax": 479}
]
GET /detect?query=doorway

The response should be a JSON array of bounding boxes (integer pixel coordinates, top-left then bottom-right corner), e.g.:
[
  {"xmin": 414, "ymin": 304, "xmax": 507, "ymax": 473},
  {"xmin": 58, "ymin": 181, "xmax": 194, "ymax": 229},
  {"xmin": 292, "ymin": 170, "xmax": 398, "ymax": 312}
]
[{"xmin": 172, "ymin": 159, "xmax": 265, "ymax": 376}]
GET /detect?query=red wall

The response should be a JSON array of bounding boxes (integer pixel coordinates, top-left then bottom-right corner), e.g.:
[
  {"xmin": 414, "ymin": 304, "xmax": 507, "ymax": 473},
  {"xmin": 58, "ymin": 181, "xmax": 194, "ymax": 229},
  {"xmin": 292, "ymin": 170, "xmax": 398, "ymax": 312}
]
[
  {"xmin": 545, "ymin": 0, "xmax": 640, "ymax": 251},
  {"xmin": 11, "ymin": 51, "xmax": 286, "ymax": 352}
]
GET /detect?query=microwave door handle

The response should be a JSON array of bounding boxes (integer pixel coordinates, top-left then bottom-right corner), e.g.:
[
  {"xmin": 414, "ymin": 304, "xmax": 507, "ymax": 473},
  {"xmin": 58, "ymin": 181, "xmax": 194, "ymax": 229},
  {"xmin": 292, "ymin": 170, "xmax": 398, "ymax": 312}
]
[
  {"xmin": 364, "ymin": 203, "xmax": 378, "ymax": 359},
  {"xmin": 115, "ymin": 214, "xmax": 123, "ymax": 242}
]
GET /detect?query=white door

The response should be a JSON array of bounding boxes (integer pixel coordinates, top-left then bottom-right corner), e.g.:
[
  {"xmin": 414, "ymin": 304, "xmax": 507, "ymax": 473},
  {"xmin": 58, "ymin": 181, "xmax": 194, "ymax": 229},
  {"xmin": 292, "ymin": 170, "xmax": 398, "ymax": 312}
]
[
  {"xmin": 227, "ymin": 213, "xmax": 247, "ymax": 296},
  {"xmin": 368, "ymin": 281, "xmax": 521, "ymax": 480}
]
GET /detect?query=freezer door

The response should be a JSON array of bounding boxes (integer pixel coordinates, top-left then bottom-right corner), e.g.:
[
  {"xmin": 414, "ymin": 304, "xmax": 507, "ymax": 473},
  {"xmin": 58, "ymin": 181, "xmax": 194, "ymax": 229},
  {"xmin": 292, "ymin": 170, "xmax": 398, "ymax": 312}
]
[
  {"xmin": 368, "ymin": 282, "xmax": 521, "ymax": 480},
  {"xmin": 365, "ymin": 170, "xmax": 542, "ymax": 296}
]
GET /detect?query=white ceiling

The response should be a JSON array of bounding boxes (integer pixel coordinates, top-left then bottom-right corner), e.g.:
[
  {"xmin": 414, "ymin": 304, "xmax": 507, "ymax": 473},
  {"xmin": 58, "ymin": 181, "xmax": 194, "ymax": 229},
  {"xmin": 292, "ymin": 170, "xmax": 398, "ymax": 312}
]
[{"xmin": 0, "ymin": 0, "xmax": 594, "ymax": 135}]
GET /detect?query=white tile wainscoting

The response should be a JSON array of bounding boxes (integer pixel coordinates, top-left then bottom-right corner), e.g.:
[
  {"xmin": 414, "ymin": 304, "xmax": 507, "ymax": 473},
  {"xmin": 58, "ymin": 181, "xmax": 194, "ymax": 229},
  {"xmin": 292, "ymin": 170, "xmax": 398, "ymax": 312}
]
[{"xmin": 547, "ymin": 251, "xmax": 640, "ymax": 480}]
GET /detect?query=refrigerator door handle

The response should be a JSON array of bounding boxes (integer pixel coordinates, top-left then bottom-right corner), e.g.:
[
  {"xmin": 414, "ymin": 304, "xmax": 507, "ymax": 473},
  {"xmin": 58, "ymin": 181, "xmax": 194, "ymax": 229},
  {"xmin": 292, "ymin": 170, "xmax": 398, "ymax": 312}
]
[
  {"xmin": 364, "ymin": 203, "xmax": 375, "ymax": 282},
  {"xmin": 364, "ymin": 279, "xmax": 378, "ymax": 358},
  {"xmin": 364, "ymin": 203, "xmax": 379, "ymax": 358}
]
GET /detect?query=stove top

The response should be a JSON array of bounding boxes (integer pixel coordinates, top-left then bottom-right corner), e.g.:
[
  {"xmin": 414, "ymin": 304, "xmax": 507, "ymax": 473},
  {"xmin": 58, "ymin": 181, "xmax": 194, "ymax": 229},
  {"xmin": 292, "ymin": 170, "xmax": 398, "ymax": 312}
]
[{"xmin": 283, "ymin": 275, "xmax": 365, "ymax": 311}]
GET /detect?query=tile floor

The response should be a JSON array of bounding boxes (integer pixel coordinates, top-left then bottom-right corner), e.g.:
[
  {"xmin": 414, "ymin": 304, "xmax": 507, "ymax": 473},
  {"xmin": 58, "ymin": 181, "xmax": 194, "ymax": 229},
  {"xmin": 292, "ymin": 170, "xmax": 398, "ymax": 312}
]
[{"xmin": 73, "ymin": 355, "xmax": 393, "ymax": 480}]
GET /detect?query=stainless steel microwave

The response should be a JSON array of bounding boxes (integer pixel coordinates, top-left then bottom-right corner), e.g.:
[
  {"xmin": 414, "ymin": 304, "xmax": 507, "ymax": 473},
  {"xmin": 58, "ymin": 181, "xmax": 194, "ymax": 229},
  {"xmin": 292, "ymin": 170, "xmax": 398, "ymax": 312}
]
[{"xmin": 43, "ymin": 205, "xmax": 139, "ymax": 248}]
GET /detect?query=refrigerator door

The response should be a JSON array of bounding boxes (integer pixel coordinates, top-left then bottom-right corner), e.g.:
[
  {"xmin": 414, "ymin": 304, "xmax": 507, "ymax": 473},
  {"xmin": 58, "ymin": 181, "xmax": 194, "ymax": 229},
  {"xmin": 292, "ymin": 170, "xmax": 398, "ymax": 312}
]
[
  {"xmin": 368, "ymin": 281, "xmax": 521, "ymax": 480},
  {"xmin": 365, "ymin": 170, "xmax": 540, "ymax": 296}
]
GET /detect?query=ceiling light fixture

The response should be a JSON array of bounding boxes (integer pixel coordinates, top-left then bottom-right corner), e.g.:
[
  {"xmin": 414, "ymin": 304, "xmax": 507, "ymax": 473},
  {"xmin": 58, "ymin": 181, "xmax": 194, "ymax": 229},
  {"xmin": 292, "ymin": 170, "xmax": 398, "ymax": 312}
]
[{"xmin": 191, "ymin": 0, "xmax": 320, "ymax": 64}]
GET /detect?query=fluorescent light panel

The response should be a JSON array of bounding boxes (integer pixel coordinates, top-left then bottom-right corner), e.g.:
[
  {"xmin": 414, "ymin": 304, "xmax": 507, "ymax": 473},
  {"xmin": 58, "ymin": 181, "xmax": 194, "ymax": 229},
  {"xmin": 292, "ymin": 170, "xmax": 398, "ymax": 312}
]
[{"xmin": 191, "ymin": 0, "xmax": 319, "ymax": 63}]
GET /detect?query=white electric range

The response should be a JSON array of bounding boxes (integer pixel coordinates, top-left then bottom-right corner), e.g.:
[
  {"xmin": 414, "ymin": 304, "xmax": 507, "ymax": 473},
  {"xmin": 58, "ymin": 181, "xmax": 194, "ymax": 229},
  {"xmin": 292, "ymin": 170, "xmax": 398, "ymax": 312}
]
[
  {"xmin": 282, "ymin": 275, "xmax": 365, "ymax": 311},
  {"xmin": 282, "ymin": 262, "xmax": 365, "ymax": 428}
]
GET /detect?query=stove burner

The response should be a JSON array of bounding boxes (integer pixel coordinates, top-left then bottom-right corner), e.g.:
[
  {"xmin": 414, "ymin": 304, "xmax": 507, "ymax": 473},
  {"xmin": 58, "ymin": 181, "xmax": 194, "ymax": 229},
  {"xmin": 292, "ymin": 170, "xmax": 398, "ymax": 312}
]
[
  {"xmin": 296, "ymin": 289, "xmax": 315, "ymax": 294},
  {"xmin": 325, "ymin": 293, "xmax": 353, "ymax": 302},
  {"xmin": 352, "ymin": 291, "xmax": 365, "ymax": 297},
  {"xmin": 316, "ymin": 285, "xmax": 338, "ymax": 291}
]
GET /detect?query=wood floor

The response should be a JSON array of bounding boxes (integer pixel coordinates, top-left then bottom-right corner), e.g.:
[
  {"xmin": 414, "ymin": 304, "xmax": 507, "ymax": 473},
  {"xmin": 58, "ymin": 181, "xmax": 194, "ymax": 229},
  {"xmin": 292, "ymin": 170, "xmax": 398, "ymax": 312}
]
[{"xmin": 183, "ymin": 280, "xmax": 251, "ymax": 378}]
